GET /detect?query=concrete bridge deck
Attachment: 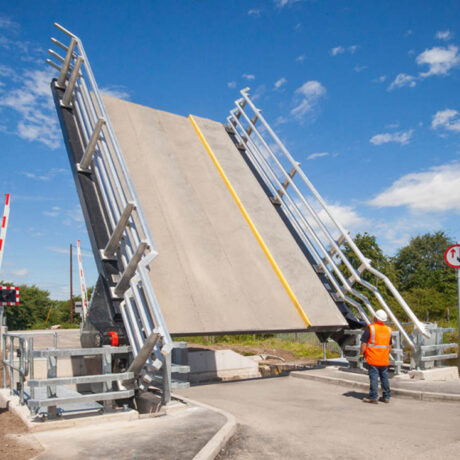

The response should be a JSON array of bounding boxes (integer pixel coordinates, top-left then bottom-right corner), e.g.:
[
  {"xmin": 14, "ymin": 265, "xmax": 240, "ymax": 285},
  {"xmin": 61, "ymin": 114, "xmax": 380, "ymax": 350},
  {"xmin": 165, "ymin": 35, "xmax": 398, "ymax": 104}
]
[{"xmin": 103, "ymin": 95, "xmax": 346, "ymax": 335}]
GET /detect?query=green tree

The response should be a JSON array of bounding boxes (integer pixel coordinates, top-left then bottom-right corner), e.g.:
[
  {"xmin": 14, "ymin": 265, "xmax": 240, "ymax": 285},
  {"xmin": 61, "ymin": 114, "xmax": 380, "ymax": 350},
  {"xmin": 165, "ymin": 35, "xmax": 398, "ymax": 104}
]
[{"xmin": 393, "ymin": 231, "xmax": 456, "ymax": 294}]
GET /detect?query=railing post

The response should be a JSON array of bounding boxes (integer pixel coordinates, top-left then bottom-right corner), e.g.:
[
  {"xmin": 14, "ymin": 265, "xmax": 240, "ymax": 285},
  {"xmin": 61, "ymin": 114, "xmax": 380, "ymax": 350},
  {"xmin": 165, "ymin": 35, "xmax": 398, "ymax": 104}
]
[
  {"xmin": 102, "ymin": 202, "xmax": 136, "ymax": 259},
  {"xmin": 114, "ymin": 241, "xmax": 148, "ymax": 296},
  {"xmin": 102, "ymin": 346, "xmax": 112, "ymax": 411},
  {"xmin": 18, "ymin": 338, "xmax": 25, "ymax": 405},
  {"xmin": 77, "ymin": 118, "xmax": 106, "ymax": 172},
  {"xmin": 28, "ymin": 338, "xmax": 35, "ymax": 403},
  {"xmin": 47, "ymin": 349, "xmax": 57, "ymax": 419},
  {"xmin": 56, "ymin": 37, "xmax": 76, "ymax": 88},
  {"xmin": 2, "ymin": 332, "xmax": 6, "ymax": 388},
  {"xmin": 61, "ymin": 56, "xmax": 83, "ymax": 108},
  {"xmin": 161, "ymin": 350, "xmax": 171, "ymax": 405},
  {"xmin": 9, "ymin": 335, "xmax": 13, "ymax": 395}
]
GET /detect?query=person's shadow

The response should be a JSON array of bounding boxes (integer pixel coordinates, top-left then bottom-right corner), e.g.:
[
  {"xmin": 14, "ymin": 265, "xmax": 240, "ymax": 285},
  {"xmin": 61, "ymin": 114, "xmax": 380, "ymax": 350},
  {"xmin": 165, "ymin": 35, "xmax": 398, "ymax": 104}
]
[{"xmin": 343, "ymin": 391, "xmax": 367, "ymax": 400}]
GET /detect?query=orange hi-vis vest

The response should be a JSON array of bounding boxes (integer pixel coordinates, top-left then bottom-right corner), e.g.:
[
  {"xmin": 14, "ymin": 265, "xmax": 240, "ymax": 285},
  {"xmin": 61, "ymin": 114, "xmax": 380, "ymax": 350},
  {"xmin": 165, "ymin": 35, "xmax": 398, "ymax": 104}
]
[{"xmin": 364, "ymin": 322, "xmax": 392, "ymax": 366}]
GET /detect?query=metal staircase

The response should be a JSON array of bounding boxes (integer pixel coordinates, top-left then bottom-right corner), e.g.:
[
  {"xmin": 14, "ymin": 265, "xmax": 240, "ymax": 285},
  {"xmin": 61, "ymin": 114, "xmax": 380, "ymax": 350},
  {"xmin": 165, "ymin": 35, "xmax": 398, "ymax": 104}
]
[
  {"xmin": 46, "ymin": 23, "xmax": 176, "ymax": 401},
  {"xmin": 226, "ymin": 88, "xmax": 431, "ymax": 353}
]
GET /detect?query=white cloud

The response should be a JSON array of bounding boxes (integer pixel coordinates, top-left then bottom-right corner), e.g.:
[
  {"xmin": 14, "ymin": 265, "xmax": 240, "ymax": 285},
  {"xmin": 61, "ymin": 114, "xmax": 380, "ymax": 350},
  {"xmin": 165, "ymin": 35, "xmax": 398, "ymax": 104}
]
[
  {"xmin": 432, "ymin": 109, "xmax": 460, "ymax": 132},
  {"xmin": 43, "ymin": 210, "xmax": 59, "ymax": 217},
  {"xmin": 388, "ymin": 73, "xmax": 417, "ymax": 90},
  {"xmin": 416, "ymin": 45, "xmax": 459, "ymax": 77},
  {"xmin": 373, "ymin": 215, "xmax": 444, "ymax": 254},
  {"xmin": 436, "ymin": 30, "xmax": 454, "ymax": 41},
  {"xmin": 274, "ymin": 77, "xmax": 287, "ymax": 89},
  {"xmin": 370, "ymin": 129, "xmax": 414, "ymax": 145},
  {"xmin": 248, "ymin": 9, "xmax": 261, "ymax": 16},
  {"xmin": 22, "ymin": 168, "xmax": 67, "ymax": 181},
  {"xmin": 290, "ymin": 80, "xmax": 326, "ymax": 119},
  {"xmin": 295, "ymin": 54, "xmax": 306, "ymax": 63},
  {"xmin": 324, "ymin": 204, "xmax": 368, "ymax": 232},
  {"xmin": 353, "ymin": 65, "xmax": 367, "ymax": 72},
  {"xmin": 307, "ymin": 152, "xmax": 329, "ymax": 160},
  {"xmin": 242, "ymin": 73, "xmax": 255, "ymax": 80},
  {"xmin": 227, "ymin": 81, "xmax": 236, "ymax": 89},
  {"xmin": 10, "ymin": 268, "xmax": 28, "ymax": 277},
  {"xmin": 373, "ymin": 75, "xmax": 387, "ymax": 83},
  {"xmin": 330, "ymin": 45, "xmax": 358, "ymax": 56},
  {"xmin": 368, "ymin": 162, "xmax": 460, "ymax": 212},
  {"xmin": 48, "ymin": 246, "xmax": 92, "ymax": 258},
  {"xmin": 99, "ymin": 85, "xmax": 130, "ymax": 100},
  {"xmin": 62, "ymin": 206, "xmax": 84, "ymax": 226},
  {"xmin": 274, "ymin": 0, "xmax": 303, "ymax": 7},
  {"xmin": 0, "ymin": 64, "xmax": 17, "ymax": 79},
  {"xmin": 0, "ymin": 16, "xmax": 19, "ymax": 32},
  {"xmin": 330, "ymin": 46, "xmax": 345, "ymax": 56},
  {"xmin": 389, "ymin": 45, "xmax": 459, "ymax": 90},
  {"xmin": 348, "ymin": 45, "xmax": 358, "ymax": 54},
  {"xmin": 0, "ymin": 68, "xmax": 61, "ymax": 149}
]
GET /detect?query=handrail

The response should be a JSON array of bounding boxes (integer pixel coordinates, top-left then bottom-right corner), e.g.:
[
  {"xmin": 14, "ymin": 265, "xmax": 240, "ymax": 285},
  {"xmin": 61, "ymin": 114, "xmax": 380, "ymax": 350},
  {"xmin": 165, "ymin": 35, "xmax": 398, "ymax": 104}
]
[
  {"xmin": 228, "ymin": 88, "xmax": 430, "ymax": 349},
  {"xmin": 46, "ymin": 24, "xmax": 172, "ymax": 394}
]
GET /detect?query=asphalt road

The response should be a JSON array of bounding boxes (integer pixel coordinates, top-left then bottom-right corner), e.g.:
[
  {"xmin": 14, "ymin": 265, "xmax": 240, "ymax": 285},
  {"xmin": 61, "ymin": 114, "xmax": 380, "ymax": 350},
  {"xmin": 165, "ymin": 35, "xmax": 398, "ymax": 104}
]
[{"xmin": 177, "ymin": 375, "xmax": 460, "ymax": 459}]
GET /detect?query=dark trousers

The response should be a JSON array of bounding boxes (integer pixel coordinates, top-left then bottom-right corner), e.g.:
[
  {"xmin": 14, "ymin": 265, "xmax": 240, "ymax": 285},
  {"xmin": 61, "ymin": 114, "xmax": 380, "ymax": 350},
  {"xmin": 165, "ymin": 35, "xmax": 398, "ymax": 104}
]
[{"xmin": 368, "ymin": 365, "xmax": 390, "ymax": 400}]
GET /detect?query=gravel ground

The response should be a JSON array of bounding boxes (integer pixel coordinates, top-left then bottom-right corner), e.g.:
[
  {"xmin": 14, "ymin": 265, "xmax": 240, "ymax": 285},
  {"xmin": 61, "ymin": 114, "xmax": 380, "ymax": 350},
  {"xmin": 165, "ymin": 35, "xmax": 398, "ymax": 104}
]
[{"xmin": 0, "ymin": 363, "xmax": 42, "ymax": 460}]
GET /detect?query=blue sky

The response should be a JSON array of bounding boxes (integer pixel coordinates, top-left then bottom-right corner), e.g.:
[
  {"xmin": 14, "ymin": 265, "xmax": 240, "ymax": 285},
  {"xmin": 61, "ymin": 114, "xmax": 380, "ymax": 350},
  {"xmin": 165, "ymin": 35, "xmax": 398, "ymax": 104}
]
[{"xmin": 0, "ymin": 0, "xmax": 459, "ymax": 299}]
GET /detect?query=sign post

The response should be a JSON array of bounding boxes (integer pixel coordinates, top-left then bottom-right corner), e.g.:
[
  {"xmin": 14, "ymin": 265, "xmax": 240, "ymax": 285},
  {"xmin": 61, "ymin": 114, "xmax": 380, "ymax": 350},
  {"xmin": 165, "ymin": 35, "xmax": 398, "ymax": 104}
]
[{"xmin": 444, "ymin": 244, "xmax": 460, "ymax": 369}]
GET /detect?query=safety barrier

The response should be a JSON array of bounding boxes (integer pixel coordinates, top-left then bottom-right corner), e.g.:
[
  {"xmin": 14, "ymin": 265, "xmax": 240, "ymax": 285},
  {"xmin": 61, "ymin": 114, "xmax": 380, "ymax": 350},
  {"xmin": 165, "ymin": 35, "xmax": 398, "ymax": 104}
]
[
  {"xmin": 226, "ymin": 88, "xmax": 430, "ymax": 352},
  {"xmin": 46, "ymin": 23, "xmax": 173, "ymax": 400}
]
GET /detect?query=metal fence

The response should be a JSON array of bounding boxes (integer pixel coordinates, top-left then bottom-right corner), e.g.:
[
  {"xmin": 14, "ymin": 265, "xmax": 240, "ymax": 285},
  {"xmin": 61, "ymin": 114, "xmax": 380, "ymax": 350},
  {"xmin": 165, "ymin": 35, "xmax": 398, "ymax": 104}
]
[
  {"xmin": 226, "ymin": 88, "xmax": 430, "ymax": 351},
  {"xmin": 46, "ymin": 23, "xmax": 173, "ymax": 397}
]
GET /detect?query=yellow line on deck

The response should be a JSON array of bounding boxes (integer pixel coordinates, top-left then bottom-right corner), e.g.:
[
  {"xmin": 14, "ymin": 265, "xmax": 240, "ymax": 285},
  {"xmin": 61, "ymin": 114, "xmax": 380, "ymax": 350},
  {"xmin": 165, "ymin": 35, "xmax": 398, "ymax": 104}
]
[{"xmin": 188, "ymin": 114, "xmax": 311, "ymax": 327}]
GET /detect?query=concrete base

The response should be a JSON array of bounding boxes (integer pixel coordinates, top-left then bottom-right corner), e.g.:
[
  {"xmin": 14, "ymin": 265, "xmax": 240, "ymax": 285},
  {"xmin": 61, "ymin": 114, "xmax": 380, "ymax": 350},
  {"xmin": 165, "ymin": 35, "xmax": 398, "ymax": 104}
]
[
  {"xmin": 409, "ymin": 367, "xmax": 459, "ymax": 382},
  {"xmin": 188, "ymin": 349, "xmax": 261, "ymax": 383},
  {"xmin": 0, "ymin": 389, "xmax": 139, "ymax": 433}
]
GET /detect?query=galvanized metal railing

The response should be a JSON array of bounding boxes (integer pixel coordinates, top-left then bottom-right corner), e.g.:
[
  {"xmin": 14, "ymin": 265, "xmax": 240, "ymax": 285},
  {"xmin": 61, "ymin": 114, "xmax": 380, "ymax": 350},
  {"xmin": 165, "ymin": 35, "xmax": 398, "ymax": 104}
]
[
  {"xmin": 1, "ymin": 331, "xmax": 34, "ymax": 404},
  {"xmin": 46, "ymin": 24, "xmax": 172, "ymax": 391},
  {"xmin": 227, "ymin": 88, "xmax": 430, "ymax": 350}
]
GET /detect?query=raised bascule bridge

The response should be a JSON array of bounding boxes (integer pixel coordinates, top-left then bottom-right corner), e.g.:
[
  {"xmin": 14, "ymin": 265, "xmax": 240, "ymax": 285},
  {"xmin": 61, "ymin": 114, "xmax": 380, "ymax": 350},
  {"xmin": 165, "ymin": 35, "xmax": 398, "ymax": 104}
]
[{"xmin": 3, "ymin": 23, "xmax": 457, "ymax": 418}]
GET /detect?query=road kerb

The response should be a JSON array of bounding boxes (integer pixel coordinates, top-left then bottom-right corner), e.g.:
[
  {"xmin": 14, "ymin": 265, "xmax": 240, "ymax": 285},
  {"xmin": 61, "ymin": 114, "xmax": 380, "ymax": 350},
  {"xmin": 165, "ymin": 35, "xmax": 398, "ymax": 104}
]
[
  {"xmin": 290, "ymin": 371, "xmax": 460, "ymax": 402},
  {"xmin": 174, "ymin": 393, "xmax": 237, "ymax": 460}
]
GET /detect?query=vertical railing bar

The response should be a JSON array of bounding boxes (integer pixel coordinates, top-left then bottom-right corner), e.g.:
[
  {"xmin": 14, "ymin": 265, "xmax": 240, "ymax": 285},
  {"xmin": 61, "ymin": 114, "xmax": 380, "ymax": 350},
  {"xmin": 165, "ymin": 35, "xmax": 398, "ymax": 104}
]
[
  {"xmin": 240, "ymin": 91, "xmax": 428, "ymax": 339},
  {"xmin": 230, "ymin": 118, "xmax": 369, "ymax": 318},
  {"xmin": 236, "ymin": 103, "xmax": 357, "ymax": 277},
  {"xmin": 119, "ymin": 301, "xmax": 140, "ymax": 356},
  {"xmin": 231, "ymin": 115, "xmax": 376, "ymax": 323},
  {"xmin": 231, "ymin": 113, "xmax": 355, "ymax": 291},
  {"xmin": 78, "ymin": 76, "xmax": 142, "ymax": 254},
  {"xmin": 124, "ymin": 297, "xmax": 146, "ymax": 353},
  {"xmin": 75, "ymin": 82, "xmax": 122, "ymax": 225},
  {"xmin": 73, "ymin": 89, "xmax": 118, "ymax": 231},
  {"xmin": 235, "ymin": 105, "xmax": 407, "ymax": 332},
  {"xmin": 71, "ymin": 36, "xmax": 161, "ymax": 278},
  {"xmin": 56, "ymin": 38, "xmax": 76, "ymax": 88},
  {"xmin": 233, "ymin": 116, "xmax": 377, "ymax": 322}
]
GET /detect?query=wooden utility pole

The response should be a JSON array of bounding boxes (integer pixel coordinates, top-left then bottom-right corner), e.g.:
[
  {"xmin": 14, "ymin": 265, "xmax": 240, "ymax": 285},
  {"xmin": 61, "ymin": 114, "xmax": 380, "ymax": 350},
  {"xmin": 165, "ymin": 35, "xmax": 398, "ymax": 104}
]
[{"xmin": 70, "ymin": 243, "xmax": 73, "ymax": 324}]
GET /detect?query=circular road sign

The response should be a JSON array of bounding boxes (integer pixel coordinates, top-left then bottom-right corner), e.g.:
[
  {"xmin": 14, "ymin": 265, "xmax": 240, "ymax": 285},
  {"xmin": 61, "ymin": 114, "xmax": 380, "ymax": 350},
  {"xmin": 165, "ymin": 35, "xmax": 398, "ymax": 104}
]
[{"xmin": 444, "ymin": 244, "xmax": 460, "ymax": 269}]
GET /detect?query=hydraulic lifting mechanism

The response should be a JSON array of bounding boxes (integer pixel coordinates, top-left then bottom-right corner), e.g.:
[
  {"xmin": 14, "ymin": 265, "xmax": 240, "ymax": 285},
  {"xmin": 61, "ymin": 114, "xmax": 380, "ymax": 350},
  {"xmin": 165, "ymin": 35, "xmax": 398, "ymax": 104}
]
[{"xmin": 40, "ymin": 23, "xmax": 456, "ymax": 407}]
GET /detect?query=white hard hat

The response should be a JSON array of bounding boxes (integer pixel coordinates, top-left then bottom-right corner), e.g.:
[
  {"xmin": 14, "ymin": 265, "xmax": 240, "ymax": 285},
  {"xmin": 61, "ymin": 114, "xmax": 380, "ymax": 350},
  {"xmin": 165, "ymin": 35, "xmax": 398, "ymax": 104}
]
[{"xmin": 375, "ymin": 309, "xmax": 388, "ymax": 322}]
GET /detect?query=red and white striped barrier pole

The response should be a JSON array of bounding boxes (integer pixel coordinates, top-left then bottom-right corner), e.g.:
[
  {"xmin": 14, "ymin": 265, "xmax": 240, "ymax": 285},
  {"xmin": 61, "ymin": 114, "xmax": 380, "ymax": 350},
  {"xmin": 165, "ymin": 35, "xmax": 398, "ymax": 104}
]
[
  {"xmin": 77, "ymin": 240, "xmax": 88, "ymax": 319},
  {"xmin": 0, "ymin": 194, "xmax": 10, "ymax": 273}
]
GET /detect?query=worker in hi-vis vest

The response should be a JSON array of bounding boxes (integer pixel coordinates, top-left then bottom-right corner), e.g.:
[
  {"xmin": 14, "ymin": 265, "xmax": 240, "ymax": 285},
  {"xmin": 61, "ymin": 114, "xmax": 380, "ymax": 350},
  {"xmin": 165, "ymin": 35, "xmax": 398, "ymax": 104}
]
[{"xmin": 360, "ymin": 309, "xmax": 392, "ymax": 404}]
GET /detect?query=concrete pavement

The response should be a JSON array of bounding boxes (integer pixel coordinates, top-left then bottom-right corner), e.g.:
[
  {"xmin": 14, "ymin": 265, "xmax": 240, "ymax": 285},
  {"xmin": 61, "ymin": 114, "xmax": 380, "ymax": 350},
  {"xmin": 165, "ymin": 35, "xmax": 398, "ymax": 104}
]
[
  {"xmin": 177, "ymin": 375, "xmax": 460, "ymax": 459},
  {"xmin": 28, "ymin": 402, "xmax": 231, "ymax": 460},
  {"xmin": 291, "ymin": 365, "xmax": 460, "ymax": 401}
]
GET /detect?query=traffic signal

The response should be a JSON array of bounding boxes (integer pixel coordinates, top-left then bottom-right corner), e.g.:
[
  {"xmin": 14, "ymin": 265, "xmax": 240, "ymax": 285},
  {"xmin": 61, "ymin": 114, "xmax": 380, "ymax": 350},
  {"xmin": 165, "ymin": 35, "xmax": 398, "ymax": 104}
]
[{"xmin": 0, "ymin": 286, "xmax": 19, "ymax": 306}]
